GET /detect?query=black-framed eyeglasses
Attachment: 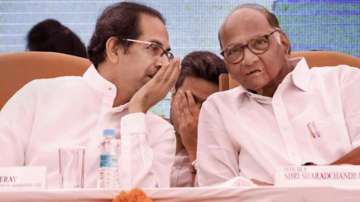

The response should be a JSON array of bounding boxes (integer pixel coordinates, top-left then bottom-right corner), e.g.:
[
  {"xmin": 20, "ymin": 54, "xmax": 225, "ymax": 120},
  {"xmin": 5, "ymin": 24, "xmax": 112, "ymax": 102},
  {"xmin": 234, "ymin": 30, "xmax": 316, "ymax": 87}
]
[
  {"xmin": 220, "ymin": 29, "xmax": 279, "ymax": 64},
  {"xmin": 123, "ymin": 38, "xmax": 174, "ymax": 61}
]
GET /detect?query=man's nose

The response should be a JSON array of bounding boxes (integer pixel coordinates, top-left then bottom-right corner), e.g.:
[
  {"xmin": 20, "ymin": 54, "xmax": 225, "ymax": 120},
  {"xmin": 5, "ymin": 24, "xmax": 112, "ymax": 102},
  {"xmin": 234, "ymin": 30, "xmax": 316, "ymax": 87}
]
[
  {"xmin": 157, "ymin": 55, "xmax": 170, "ymax": 68},
  {"xmin": 242, "ymin": 47, "xmax": 258, "ymax": 67}
]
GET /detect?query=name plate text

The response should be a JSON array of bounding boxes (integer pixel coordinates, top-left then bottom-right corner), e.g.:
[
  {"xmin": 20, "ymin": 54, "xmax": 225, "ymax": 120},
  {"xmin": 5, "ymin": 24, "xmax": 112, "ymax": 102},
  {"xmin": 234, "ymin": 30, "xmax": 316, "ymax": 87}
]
[
  {"xmin": 0, "ymin": 166, "xmax": 46, "ymax": 188},
  {"xmin": 275, "ymin": 165, "xmax": 360, "ymax": 186}
]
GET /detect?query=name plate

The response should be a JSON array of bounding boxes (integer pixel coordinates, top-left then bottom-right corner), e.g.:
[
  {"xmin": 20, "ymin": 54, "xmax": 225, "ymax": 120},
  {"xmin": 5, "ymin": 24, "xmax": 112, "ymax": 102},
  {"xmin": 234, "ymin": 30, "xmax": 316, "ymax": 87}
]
[
  {"xmin": 275, "ymin": 165, "xmax": 360, "ymax": 186},
  {"xmin": 0, "ymin": 166, "xmax": 46, "ymax": 188}
]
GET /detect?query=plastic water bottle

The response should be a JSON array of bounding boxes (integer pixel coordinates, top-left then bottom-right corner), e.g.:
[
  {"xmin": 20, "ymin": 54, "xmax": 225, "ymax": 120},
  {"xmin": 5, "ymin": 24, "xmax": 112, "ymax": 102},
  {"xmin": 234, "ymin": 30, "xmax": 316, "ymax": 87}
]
[{"xmin": 97, "ymin": 128, "xmax": 119, "ymax": 188}]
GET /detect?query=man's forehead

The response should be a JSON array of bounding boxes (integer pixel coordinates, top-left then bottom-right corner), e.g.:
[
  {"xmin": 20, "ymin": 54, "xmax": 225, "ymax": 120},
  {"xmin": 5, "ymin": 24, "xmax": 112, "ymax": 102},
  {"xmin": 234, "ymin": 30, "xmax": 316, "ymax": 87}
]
[
  {"xmin": 182, "ymin": 76, "xmax": 217, "ymax": 98},
  {"xmin": 138, "ymin": 13, "xmax": 170, "ymax": 48},
  {"xmin": 227, "ymin": 8, "xmax": 269, "ymax": 29},
  {"xmin": 221, "ymin": 8, "xmax": 271, "ymax": 43}
]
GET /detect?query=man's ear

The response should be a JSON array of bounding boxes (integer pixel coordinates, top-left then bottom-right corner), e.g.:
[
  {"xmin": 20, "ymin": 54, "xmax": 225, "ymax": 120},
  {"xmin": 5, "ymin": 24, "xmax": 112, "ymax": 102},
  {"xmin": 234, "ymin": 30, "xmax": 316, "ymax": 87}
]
[
  {"xmin": 105, "ymin": 36, "xmax": 122, "ymax": 64},
  {"xmin": 277, "ymin": 31, "xmax": 291, "ymax": 55}
]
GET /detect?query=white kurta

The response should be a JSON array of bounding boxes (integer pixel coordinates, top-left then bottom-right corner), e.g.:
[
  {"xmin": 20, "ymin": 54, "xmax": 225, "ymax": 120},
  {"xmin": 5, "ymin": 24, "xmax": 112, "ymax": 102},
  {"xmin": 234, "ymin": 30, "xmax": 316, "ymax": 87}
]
[
  {"xmin": 197, "ymin": 58, "xmax": 360, "ymax": 186},
  {"xmin": 0, "ymin": 65, "xmax": 176, "ymax": 188}
]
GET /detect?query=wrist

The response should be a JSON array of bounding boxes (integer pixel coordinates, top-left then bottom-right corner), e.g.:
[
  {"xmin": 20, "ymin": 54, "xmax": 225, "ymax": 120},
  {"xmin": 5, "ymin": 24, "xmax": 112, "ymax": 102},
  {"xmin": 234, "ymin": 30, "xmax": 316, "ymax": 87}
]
[
  {"xmin": 185, "ymin": 147, "xmax": 197, "ymax": 162},
  {"xmin": 129, "ymin": 100, "xmax": 146, "ymax": 113}
]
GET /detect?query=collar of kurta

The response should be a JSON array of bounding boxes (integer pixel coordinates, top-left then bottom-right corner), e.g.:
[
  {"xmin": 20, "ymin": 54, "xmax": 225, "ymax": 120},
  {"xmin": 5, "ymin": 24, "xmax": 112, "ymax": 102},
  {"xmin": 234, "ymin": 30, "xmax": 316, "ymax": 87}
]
[
  {"xmin": 234, "ymin": 57, "xmax": 311, "ymax": 103},
  {"xmin": 82, "ymin": 65, "xmax": 128, "ymax": 113},
  {"xmin": 290, "ymin": 57, "xmax": 311, "ymax": 92}
]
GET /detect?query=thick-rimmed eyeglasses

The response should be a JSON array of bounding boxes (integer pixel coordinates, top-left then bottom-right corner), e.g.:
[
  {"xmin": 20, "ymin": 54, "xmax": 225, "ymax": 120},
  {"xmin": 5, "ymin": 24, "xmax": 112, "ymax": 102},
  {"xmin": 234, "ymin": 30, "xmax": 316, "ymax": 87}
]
[
  {"xmin": 123, "ymin": 38, "xmax": 174, "ymax": 61},
  {"xmin": 220, "ymin": 29, "xmax": 279, "ymax": 64}
]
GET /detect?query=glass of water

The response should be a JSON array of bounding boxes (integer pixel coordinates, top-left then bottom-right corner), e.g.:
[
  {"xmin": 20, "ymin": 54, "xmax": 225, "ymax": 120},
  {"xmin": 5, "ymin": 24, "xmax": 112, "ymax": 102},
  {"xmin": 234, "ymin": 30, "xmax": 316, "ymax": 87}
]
[{"xmin": 58, "ymin": 146, "xmax": 85, "ymax": 188}]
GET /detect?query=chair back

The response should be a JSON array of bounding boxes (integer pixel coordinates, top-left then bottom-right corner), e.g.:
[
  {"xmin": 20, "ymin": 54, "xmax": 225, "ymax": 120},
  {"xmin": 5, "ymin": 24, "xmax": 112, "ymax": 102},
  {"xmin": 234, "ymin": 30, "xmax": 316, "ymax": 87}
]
[
  {"xmin": 220, "ymin": 51, "xmax": 360, "ymax": 90},
  {"xmin": 0, "ymin": 51, "xmax": 91, "ymax": 109}
]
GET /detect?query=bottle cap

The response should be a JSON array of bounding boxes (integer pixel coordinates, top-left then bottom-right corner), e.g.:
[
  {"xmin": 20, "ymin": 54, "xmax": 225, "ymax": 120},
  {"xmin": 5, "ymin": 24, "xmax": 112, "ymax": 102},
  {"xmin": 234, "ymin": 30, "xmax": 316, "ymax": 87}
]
[{"xmin": 103, "ymin": 128, "xmax": 115, "ymax": 137}]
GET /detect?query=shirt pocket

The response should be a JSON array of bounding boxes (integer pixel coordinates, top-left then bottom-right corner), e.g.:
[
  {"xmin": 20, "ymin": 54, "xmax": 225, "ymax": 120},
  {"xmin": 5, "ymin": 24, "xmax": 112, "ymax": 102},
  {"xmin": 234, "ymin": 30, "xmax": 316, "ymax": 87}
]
[{"xmin": 310, "ymin": 115, "xmax": 351, "ymax": 161}]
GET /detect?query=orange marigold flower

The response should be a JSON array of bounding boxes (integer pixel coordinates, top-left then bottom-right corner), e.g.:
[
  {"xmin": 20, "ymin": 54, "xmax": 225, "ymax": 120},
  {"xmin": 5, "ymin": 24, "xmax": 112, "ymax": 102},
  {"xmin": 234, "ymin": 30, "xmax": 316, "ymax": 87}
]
[{"xmin": 113, "ymin": 188, "xmax": 153, "ymax": 202}]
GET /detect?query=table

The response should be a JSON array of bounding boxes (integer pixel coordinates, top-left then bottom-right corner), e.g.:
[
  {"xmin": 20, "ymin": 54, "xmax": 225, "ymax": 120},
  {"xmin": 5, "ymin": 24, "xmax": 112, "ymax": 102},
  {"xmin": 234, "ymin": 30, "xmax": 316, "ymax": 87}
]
[{"xmin": 1, "ymin": 186, "xmax": 359, "ymax": 202}]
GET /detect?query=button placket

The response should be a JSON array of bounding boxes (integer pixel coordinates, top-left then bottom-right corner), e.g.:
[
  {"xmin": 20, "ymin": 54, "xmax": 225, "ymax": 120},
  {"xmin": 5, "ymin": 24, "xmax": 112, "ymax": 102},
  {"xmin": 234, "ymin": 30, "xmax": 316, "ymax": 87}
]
[{"xmin": 272, "ymin": 90, "xmax": 301, "ymax": 165}]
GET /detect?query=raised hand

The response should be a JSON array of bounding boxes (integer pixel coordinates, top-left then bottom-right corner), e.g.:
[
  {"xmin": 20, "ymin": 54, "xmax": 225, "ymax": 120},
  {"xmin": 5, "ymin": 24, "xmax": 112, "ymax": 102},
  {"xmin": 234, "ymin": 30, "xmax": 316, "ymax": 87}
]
[
  {"xmin": 129, "ymin": 58, "xmax": 180, "ymax": 113},
  {"xmin": 171, "ymin": 89, "xmax": 200, "ymax": 162}
]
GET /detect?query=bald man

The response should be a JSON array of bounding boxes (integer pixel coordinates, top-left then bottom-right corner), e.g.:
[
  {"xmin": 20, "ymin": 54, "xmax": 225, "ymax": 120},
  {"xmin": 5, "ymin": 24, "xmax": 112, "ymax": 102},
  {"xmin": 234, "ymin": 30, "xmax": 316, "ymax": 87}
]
[{"xmin": 196, "ymin": 3, "xmax": 360, "ymax": 186}]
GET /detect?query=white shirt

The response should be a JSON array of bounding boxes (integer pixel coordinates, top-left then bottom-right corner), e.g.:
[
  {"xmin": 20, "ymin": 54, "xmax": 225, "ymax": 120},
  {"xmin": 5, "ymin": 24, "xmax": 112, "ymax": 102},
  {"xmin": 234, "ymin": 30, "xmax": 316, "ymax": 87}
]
[
  {"xmin": 0, "ymin": 65, "xmax": 176, "ymax": 188},
  {"xmin": 170, "ymin": 149, "xmax": 194, "ymax": 187},
  {"xmin": 197, "ymin": 58, "xmax": 360, "ymax": 186}
]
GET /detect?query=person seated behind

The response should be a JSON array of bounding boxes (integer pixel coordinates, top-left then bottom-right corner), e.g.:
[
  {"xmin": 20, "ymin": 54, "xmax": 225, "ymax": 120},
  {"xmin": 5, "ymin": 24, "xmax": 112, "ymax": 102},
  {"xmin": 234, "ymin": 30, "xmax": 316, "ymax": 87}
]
[
  {"xmin": 197, "ymin": 3, "xmax": 360, "ymax": 186},
  {"xmin": 170, "ymin": 51, "xmax": 227, "ymax": 187},
  {"xmin": 0, "ymin": 2, "xmax": 180, "ymax": 188},
  {"xmin": 26, "ymin": 19, "xmax": 87, "ymax": 58}
]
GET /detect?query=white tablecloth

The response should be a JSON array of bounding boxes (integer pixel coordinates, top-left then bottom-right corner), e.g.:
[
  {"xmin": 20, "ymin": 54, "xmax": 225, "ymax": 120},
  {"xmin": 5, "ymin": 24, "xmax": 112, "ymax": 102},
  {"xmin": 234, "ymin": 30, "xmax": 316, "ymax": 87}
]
[{"xmin": 0, "ymin": 186, "xmax": 359, "ymax": 202}]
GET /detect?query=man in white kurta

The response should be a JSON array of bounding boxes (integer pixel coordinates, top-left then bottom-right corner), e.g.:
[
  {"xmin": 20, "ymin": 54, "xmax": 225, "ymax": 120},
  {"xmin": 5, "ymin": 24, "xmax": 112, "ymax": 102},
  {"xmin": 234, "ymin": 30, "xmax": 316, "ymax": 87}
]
[
  {"xmin": 197, "ymin": 4, "xmax": 360, "ymax": 186},
  {"xmin": 0, "ymin": 2, "xmax": 180, "ymax": 188},
  {"xmin": 197, "ymin": 58, "xmax": 360, "ymax": 185},
  {"xmin": 0, "ymin": 65, "xmax": 176, "ymax": 188}
]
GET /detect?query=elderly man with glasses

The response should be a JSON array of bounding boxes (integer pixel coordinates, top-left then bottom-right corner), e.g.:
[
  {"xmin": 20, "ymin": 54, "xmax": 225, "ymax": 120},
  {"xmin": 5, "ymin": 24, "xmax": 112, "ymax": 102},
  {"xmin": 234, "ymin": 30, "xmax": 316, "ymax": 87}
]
[
  {"xmin": 196, "ymin": 3, "xmax": 360, "ymax": 186},
  {"xmin": 0, "ymin": 2, "xmax": 179, "ymax": 188}
]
